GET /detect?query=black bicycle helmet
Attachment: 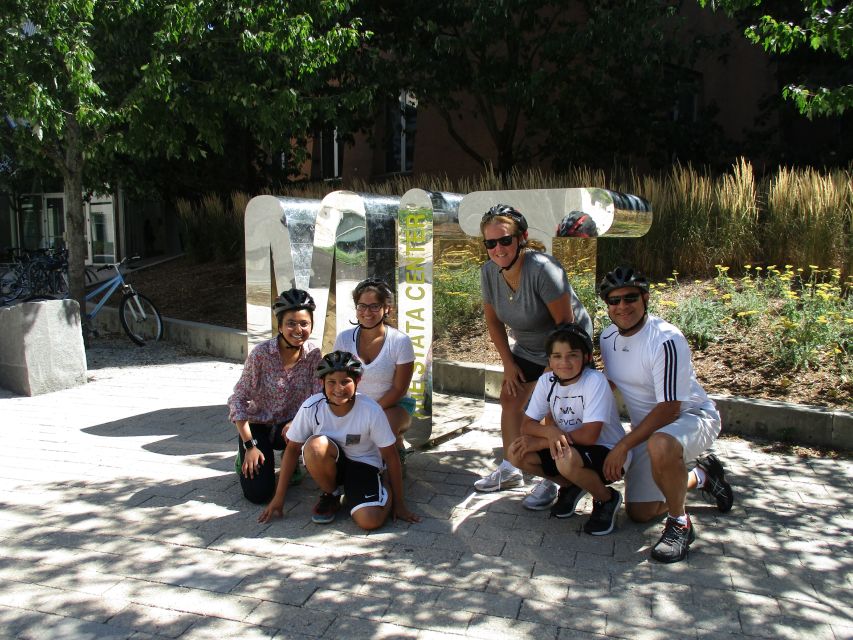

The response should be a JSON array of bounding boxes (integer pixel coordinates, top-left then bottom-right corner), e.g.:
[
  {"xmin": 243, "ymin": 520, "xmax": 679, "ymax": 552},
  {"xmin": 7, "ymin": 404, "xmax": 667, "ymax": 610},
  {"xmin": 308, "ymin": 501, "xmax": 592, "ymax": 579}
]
[
  {"xmin": 599, "ymin": 266, "xmax": 650, "ymax": 300},
  {"xmin": 316, "ymin": 350, "xmax": 364, "ymax": 379},
  {"xmin": 546, "ymin": 323, "xmax": 594, "ymax": 362},
  {"xmin": 273, "ymin": 288, "xmax": 316, "ymax": 315},
  {"xmin": 556, "ymin": 211, "xmax": 598, "ymax": 238},
  {"xmin": 480, "ymin": 204, "xmax": 529, "ymax": 234}
]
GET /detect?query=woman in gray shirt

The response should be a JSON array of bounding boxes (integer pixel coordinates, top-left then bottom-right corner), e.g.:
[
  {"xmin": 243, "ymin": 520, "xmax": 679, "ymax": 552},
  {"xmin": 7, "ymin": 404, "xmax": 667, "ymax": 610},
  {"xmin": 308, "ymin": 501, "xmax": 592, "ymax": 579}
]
[{"xmin": 474, "ymin": 205, "xmax": 592, "ymax": 510}]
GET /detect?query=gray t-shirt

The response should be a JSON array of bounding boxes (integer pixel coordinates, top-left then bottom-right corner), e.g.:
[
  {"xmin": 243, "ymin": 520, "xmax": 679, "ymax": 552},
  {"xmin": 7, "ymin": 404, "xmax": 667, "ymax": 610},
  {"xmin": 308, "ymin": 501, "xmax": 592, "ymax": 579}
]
[{"xmin": 481, "ymin": 251, "xmax": 592, "ymax": 365}]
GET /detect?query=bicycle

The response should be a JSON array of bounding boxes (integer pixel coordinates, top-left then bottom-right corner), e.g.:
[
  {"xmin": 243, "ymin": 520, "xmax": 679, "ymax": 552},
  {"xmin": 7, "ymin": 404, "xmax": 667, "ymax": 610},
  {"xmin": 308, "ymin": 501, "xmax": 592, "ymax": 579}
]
[{"xmin": 85, "ymin": 256, "xmax": 163, "ymax": 346}]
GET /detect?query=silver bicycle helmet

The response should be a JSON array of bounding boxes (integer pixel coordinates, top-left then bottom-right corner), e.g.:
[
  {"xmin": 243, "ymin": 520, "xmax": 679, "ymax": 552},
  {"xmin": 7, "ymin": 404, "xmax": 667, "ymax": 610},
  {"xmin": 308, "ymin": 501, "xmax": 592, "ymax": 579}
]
[
  {"xmin": 480, "ymin": 204, "xmax": 528, "ymax": 234},
  {"xmin": 599, "ymin": 266, "xmax": 650, "ymax": 300}
]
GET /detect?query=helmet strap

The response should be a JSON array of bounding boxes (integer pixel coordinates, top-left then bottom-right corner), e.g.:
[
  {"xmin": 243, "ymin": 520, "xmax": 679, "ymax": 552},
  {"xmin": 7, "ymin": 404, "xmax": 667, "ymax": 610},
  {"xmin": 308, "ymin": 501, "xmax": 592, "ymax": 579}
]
[
  {"xmin": 617, "ymin": 310, "xmax": 648, "ymax": 336},
  {"xmin": 277, "ymin": 331, "xmax": 303, "ymax": 351},
  {"xmin": 499, "ymin": 243, "xmax": 524, "ymax": 273}
]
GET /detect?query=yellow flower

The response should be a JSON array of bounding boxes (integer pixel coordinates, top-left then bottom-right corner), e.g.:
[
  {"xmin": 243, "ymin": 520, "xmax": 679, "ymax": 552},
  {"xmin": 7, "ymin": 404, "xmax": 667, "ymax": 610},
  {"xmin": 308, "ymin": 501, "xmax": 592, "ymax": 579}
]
[
  {"xmin": 809, "ymin": 264, "xmax": 819, "ymax": 270},
  {"xmin": 722, "ymin": 293, "xmax": 732, "ymax": 300},
  {"xmin": 755, "ymin": 266, "xmax": 763, "ymax": 271},
  {"xmin": 661, "ymin": 300, "xmax": 678, "ymax": 308},
  {"xmin": 744, "ymin": 264, "xmax": 752, "ymax": 270}
]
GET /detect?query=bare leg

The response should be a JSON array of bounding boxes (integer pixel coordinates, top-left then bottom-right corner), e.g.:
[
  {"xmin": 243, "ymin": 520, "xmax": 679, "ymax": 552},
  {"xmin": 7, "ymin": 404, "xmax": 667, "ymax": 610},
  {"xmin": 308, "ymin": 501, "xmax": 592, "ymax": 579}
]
[
  {"xmin": 554, "ymin": 448, "xmax": 610, "ymax": 502},
  {"xmin": 384, "ymin": 405, "xmax": 412, "ymax": 448},
  {"xmin": 507, "ymin": 445, "xmax": 566, "ymax": 486},
  {"xmin": 301, "ymin": 436, "xmax": 339, "ymax": 494},
  {"xmin": 646, "ymin": 432, "xmax": 689, "ymax": 517},
  {"xmin": 499, "ymin": 381, "xmax": 536, "ymax": 459}
]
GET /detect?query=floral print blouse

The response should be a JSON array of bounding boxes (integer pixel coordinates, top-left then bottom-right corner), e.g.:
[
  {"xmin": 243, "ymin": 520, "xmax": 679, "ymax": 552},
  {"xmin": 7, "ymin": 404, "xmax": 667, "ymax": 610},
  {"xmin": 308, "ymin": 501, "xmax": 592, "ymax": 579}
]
[{"xmin": 228, "ymin": 338, "xmax": 322, "ymax": 424}]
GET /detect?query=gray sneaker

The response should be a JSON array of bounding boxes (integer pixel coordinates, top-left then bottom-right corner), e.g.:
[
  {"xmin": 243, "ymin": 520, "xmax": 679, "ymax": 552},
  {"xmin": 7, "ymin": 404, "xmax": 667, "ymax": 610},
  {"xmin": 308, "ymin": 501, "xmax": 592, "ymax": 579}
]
[
  {"xmin": 474, "ymin": 466, "xmax": 524, "ymax": 492},
  {"xmin": 522, "ymin": 478, "xmax": 559, "ymax": 510}
]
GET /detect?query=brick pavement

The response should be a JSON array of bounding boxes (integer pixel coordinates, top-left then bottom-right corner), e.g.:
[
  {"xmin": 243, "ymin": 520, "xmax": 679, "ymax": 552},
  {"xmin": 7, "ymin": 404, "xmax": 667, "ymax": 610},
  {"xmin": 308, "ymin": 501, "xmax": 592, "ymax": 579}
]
[{"xmin": 0, "ymin": 338, "xmax": 850, "ymax": 639}]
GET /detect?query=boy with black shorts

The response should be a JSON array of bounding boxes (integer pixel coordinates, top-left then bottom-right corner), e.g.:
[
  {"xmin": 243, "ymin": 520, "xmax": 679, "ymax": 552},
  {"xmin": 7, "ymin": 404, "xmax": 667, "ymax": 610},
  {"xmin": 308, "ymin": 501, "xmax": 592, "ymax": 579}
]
[
  {"xmin": 258, "ymin": 350, "xmax": 420, "ymax": 530},
  {"xmin": 507, "ymin": 323, "xmax": 630, "ymax": 535}
]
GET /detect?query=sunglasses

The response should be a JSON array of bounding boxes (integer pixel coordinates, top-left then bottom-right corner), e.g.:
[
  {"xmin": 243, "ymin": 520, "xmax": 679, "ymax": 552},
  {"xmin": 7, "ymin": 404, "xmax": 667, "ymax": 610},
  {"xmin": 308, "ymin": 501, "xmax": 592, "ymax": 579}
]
[
  {"xmin": 483, "ymin": 235, "xmax": 515, "ymax": 250},
  {"xmin": 606, "ymin": 293, "xmax": 642, "ymax": 306}
]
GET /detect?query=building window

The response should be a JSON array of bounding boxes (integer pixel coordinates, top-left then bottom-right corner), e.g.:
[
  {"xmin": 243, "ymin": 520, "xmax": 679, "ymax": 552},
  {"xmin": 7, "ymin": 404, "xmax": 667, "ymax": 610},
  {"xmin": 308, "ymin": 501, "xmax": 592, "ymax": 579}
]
[
  {"xmin": 386, "ymin": 90, "xmax": 417, "ymax": 174},
  {"xmin": 319, "ymin": 127, "xmax": 343, "ymax": 180}
]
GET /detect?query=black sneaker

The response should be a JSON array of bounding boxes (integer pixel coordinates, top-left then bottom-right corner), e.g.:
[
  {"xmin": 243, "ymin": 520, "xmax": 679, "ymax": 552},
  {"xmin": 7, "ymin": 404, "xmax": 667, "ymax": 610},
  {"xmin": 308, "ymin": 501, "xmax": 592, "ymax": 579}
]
[
  {"xmin": 583, "ymin": 488, "xmax": 623, "ymax": 536},
  {"xmin": 549, "ymin": 485, "xmax": 586, "ymax": 519},
  {"xmin": 312, "ymin": 492, "xmax": 341, "ymax": 524},
  {"xmin": 650, "ymin": 515, "xmax": 696, "ymax": 563},
  {"xmin": 696, "ymin": 452, "xmax": 734, "ymax": 513}
]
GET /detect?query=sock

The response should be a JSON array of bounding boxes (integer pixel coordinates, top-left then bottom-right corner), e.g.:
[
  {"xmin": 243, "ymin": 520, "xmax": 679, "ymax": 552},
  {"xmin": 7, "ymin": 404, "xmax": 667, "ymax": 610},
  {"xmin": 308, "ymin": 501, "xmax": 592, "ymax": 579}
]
[
  {"xmin": 668, "ymin": 513, "xmax": 689, "ymax": 526},
  {"xmin": 692, "ymin": 467, "xmax": 707, "ymax": 488},
  {"xmin": 499, "ymin": 459, "xmax": 519, "ymax": 473}
]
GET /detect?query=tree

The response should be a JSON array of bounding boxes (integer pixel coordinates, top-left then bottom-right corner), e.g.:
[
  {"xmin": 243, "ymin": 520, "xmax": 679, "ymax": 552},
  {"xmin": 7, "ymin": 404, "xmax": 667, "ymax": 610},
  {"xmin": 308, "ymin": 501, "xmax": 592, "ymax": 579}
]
[
  {"xmin": 0, "ymin": 0, "xmax": 369, "ymax": 313},
  {"xmin": 698, "ymin": 0, "xmax": 852, "ymax": 118},
  {"xmin": 361, "ymin": 0, "xmax": 712, "ymax": 177}
]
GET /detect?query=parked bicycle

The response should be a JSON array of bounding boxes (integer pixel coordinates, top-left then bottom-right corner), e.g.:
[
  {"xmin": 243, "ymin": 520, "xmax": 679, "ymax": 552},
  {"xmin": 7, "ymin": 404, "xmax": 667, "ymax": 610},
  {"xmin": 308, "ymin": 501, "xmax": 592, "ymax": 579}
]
[
  {"xmin": 85, "ymin": 256, "xmax": 163, "ymax": 346},
  {"xmin": 0, "ymin": 247, "xmax": 68, "ymax": 303}
]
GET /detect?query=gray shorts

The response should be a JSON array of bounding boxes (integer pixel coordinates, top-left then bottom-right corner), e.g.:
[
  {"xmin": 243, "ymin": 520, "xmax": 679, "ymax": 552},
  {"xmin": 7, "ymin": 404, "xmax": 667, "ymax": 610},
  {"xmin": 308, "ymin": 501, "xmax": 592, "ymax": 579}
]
[{"xmin": 624, "ymin": 406, "xmax": 721, "ymax": 503}]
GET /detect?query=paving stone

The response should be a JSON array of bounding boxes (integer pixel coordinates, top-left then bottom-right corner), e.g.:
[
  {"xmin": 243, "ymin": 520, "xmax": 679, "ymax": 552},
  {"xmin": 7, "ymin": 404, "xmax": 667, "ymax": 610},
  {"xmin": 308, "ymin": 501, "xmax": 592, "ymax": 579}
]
[
  {"xmin": 245, "ymin": 601, "xmax": 336, "ymax": 637},
  {"xmin": 466, "ymin": 613, "xmax": 559, "ymax": 639},
  {"xmin": 303, "ymin": 588, "xmax": 390, "ymax": 620},
  {"xmin": 106, "ymin": 603, "xmax": 202, "ymax": 638},
  {"xmin": 517, "ymin": 599, "xmax": 606, "ymax": 635},
  {"xmin": 322, "ymin": 615, "xmax": 419, "ymax": 638}
]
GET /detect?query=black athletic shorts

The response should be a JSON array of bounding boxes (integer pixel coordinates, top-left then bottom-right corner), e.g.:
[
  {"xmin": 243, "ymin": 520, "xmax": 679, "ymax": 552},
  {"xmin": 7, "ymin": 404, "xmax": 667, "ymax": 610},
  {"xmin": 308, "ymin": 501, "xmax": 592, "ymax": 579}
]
[
  {"xmin": 537, "ymin": 444, "xmax": 612, "ymax": 483},
  {"xmin": 335, "ymin": 453, "xmax": 388, "ymax": 514},
  {"xmin": 512, "ymin": 353, "xmax": 546, "ymax": 383}
]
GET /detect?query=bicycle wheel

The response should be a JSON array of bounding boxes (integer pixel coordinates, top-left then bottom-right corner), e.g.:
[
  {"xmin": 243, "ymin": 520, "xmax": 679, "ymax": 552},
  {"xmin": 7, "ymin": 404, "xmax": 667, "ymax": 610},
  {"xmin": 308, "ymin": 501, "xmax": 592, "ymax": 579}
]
[
  {"xmin": 119, "ymin": 292, "xmax": 163, "ymax": 346},
  {"xmin": 24, "ymin": 261, "xmax": 49, "ymax": 298}
]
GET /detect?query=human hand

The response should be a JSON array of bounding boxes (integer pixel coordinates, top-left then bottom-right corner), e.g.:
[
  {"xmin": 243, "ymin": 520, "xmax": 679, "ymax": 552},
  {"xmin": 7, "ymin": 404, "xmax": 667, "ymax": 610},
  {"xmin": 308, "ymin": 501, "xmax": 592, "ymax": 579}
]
[
  {"xmin": 549, "ymin": 432, "xmax": 572, "ymax": 460},
  {"xmin": 603, "ymin": 443, "xmax": 628, "ymax": 482},
  {"xmin": 508, "ymin": 435, "xmax": 533, "ymax": 460},
  {"xmin": 242, "ymin": 447, "xmax": 265, "ymax": 479},
  {"xmin": 502, "ymin": 361, "xmax": 527, "ymax": 397},
  {"xmin": 257, "ymin": 498, "xmax": 284, "ymax": 524},
  {"xmin": 393, "ymin": 503, "xmax": 421, "ymax": 523}
]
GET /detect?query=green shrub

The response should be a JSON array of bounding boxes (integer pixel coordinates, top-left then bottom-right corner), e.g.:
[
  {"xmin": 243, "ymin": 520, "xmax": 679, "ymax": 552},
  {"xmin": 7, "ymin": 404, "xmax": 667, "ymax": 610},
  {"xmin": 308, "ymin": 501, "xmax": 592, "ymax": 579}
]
[{"xmin": 433, "ymin": 263, "xmax": 483, "ymax": 337}]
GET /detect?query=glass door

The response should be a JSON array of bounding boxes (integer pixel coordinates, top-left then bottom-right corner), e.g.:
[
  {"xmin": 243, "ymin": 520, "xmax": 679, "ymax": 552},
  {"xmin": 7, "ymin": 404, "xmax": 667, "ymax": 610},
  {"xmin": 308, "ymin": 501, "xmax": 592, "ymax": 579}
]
[{"xmin": 44, "ymin": 195, "xmax": 65, "ymax": 248}]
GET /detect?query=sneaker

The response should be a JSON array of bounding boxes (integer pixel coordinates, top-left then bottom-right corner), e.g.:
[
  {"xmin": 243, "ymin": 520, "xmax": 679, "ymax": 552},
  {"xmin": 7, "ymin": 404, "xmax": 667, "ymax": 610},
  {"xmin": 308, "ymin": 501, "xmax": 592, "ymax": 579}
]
[
  {"xmin": 473, "ymin": 466, "xmax": 524, "ymax": 492},
  {"xmin": 696, "ymin": 452, "xmax": 734, "ymax": 513},
  {"xmin": 311, "ymin": 492, "xmax": 341, "ymax": 524},
  {"xmin": 650, "ymin": 515, "xmax": 696, "ymax": 563},
  {"xmin": 549, "ymin": 484, "xmax": 586, "ymax": 519},
  {"xmin": 583, "ymin": 488, "xmax": 623, "ymax": 536},
  {"xmin": 522, "ymin": 478, "xmax": 559, "ymax": 510}
]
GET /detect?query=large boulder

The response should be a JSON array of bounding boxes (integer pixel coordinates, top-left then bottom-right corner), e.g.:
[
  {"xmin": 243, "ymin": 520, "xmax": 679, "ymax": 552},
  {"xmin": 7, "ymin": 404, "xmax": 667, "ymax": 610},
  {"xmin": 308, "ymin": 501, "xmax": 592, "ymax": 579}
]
[{"xmin": 0, "ymin": 299, "xmax": 87, "ymax": 395}]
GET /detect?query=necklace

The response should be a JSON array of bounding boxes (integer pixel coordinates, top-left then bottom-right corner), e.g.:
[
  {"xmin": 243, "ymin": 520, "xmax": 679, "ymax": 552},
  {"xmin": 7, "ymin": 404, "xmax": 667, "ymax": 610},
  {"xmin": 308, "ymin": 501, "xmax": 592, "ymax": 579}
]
[{"xmin": 502, "ymin": 253, "xmax": 524, "ymax": 301}]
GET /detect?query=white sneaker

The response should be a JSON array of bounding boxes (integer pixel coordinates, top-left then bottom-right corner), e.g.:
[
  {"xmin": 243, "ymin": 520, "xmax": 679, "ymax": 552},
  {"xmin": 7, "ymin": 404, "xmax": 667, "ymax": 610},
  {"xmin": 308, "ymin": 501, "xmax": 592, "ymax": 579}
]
[
  {"xmin": 474, "ymin": 466, "xmax": 524, "ymax": 492},
  {"xmin": 521, "ymin": 478, "xmax": 559, "ymax": 510}
]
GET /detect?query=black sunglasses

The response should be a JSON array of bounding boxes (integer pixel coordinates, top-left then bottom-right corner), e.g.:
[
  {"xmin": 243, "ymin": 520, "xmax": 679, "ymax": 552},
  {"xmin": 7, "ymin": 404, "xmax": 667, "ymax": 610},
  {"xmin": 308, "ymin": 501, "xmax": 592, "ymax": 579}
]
[
  {"xmin": 606, "ymin": 293, "xmax": 642, "ymax": 306},
  {"xmin": 483, "ymin": 235, "xmax": 515, "ymax": 250}
]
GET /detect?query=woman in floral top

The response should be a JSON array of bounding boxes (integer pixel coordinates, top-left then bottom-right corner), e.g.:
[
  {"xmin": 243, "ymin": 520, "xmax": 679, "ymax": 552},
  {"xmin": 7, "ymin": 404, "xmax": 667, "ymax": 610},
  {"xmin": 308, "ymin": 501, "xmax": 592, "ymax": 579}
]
[{"xmin": 228, "ymin": 288, "xmax": 322, "ymax": 503}]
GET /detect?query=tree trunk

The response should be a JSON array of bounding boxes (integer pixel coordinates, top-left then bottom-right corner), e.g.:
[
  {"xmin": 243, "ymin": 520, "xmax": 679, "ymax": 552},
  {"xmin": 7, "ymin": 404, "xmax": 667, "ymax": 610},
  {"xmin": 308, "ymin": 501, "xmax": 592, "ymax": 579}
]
[{"xmin": 62, "ymin": 117, "xmax": 87, "ymax": 319}]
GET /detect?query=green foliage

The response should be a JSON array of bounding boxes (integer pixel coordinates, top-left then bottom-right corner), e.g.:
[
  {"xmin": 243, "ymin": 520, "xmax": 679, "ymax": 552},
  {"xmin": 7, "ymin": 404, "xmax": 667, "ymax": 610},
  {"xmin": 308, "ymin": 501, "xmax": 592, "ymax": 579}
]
[
  {"xmin": 433, "ymin": 264, "xmax": 483, "ymax": 337},
  {"xmin": 0, "ymin": 0, "xmax": 369, "ymax": 306},
  {"xmin": 698, "ymin": 0, "xmax": 852, "ymax": 118},
  {"xmin": 363, "ymin": 1, "xmax": 710, "ymax": 176},
  {"xmin": 176, "ymin": 192, "xmax": 246, "ymax": 263},
  {"xmin": 653, "ymin": 263, "xmax": 851, "ymax": 372}
]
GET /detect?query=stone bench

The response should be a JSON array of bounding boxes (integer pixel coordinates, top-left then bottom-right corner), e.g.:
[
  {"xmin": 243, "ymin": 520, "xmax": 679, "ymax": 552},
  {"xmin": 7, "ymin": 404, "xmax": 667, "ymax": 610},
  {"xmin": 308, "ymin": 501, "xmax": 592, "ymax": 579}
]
[{"xmin": 0, "ymin": 299, "xmax": 87, "ymax": 396}]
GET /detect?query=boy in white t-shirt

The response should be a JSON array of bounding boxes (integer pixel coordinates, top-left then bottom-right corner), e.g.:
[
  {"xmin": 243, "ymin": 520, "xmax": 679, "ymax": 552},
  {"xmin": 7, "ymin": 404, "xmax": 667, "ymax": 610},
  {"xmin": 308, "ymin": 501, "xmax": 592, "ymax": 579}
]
[
  {"xmin": 507, "ymin": 323, "xmax": 629, "ymax": 535},
  {"xmin": 258, "ymin": 351, "xmax": 420, "ymax": 530}
]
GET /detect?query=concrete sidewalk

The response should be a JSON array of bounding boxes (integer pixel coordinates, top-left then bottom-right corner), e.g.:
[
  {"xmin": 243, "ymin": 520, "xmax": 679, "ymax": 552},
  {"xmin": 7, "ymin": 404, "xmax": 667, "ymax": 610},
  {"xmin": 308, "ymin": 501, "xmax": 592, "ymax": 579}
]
[{"xmin": 1, "ymin": 338, "xmax": 850, "ymax": 639}]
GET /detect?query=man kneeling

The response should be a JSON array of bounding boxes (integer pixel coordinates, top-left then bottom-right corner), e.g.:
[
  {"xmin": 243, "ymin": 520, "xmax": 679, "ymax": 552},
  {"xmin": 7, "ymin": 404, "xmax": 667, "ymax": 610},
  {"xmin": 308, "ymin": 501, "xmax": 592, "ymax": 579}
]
[
  {"xmin": 258, "ymin": 350, "xmax": 419, "ymax": 529},
  {"xmin": 508, "ymin": 323, "xmax": 630, "ymax": 536}
]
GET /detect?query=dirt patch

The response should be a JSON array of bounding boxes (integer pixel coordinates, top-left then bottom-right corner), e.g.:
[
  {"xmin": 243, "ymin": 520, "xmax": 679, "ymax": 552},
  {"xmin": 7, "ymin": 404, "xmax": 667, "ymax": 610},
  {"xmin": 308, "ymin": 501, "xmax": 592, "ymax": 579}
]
[{"xmin": 128, "ymin": 257, "xmax": 850, "ymax": 410}]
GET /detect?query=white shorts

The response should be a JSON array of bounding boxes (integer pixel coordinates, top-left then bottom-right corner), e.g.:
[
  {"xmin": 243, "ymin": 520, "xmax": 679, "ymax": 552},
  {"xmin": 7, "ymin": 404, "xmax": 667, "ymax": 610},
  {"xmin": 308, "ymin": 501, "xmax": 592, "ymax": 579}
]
[{"xmin": 624, "ymin": 406, "xmax": 721, "ymax": 503}]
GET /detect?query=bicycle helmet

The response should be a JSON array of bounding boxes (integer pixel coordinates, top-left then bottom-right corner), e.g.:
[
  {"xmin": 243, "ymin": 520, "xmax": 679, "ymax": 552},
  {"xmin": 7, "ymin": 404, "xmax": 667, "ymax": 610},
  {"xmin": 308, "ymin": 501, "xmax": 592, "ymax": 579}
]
[
  {"xmin": 273, "ymin": 288, "xmax": 316, "ymax": 316},
  {"xmin": 556, "ymin": 211, "xmax": 598, "ymax": 238},
  {"xmin": 598, "ymin": 266, "xmax": 650, "ymax": 300},
  {"xmin": 546, "ymin": 323, "xmax": 594, "ymax": 363},
  {"xmin": 316, "ymin": 350, "xmax": 364, "ymax": 379},
  {"xmin": 480, "ymin": 204, "xmax": 528, "ymax": 234}
]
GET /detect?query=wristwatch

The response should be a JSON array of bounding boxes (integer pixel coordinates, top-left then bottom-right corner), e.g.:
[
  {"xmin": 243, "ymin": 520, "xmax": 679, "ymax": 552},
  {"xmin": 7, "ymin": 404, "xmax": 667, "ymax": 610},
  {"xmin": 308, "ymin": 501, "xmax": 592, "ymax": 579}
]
[{"xmin": 243, "ymin": 438, "xmax": 259, "ymax": 450}]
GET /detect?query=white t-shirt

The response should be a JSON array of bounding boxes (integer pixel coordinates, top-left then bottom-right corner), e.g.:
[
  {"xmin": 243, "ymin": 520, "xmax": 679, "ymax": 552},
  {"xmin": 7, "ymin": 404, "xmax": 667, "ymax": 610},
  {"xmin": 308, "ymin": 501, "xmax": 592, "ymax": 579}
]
[
  {"xmin": 600, "ymin": 314, "xmax": 716, "ymax": 428},
  {"xmin": 333, "ymin": 326, "xmax": 415, "ymax": 402},
  {"xmin": 288, "ymin": 392, "xmax": 396, "ymax": 469},
  {"xmin": 524, "ymin": 368, "xmax": 626, "ymax": 449}
]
